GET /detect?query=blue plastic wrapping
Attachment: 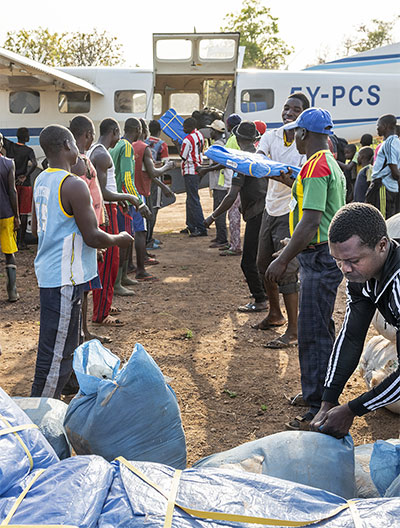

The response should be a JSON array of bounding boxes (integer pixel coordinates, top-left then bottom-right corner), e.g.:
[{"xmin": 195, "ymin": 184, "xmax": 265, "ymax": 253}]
[
  {"xmin": 0, "ymin": 455, "xmax": 113, "ymax": 527},
  {"xmin": 13, "ymin": 396, "xmax": 71, "ymax": 459},
  {"xmin": 159, "ymin": 108, "xmax": 185, "ymax": 144},
  {"xmin": 193, "ymin": 431, "xmax": 356, "ymax": 499},
  {"xmin": 0, "ymin": 387, "xmax": 59, "ymax": 496},
  {"xmin": 98, "ymin": 458, "xmax": 400, "ymax": 528},
  {"xmin": 205, "ymin": 144, "xmax": 301, "ymax": 179},
  {"xmin": 64, "ymin": 340, "xmax": 187, "ymax": 468},
  {"xmin": 370, "ymin": 440, "xmax": 400, "ymax": 496},
  {"xmin": 386, "ymin": 474, "xmax": 400, "ymax": 498}
]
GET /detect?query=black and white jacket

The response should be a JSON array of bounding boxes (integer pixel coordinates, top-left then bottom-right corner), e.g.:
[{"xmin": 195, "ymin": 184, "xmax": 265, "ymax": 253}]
[{"xmin": 323, "ymin": 240, "xmax": 400, "ymax": 416}]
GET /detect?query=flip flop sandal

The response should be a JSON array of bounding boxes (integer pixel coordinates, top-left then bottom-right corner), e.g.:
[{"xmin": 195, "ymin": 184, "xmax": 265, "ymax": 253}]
[
  {"xmin": 286, "ymin": 393, "xmax": 308, "ymax": 407},
  {"xmin": 136, "ymin": 275, "xmax": 159, "ymax": 282},
  {"xmin": 93, "ymin": 315, "xmax": 124, "ymax": 327},
  {"xmin": 109, "ymin": 306, "xmax": 122, "ymax": 315},
  {"xmin": 285, "ymin": 412, "xmax": 314, "ymax": 431},
  {"xmin": 237, "ymin": 302, "xmax": 267, "ymax": 313},
  {"xmin": 251, "ymin": 321, "xmax": 285, "ymax": 330},
  {"xmin": 220, "ymin": 249, "xmax": 242, "ymax": 256},
  {"xmin": 264, "ymin": 338, "xmax": 298, "ymax": 349},
  {"xmin": 144, "ymin": 258, "xmax": 159, "ymax": 266}
]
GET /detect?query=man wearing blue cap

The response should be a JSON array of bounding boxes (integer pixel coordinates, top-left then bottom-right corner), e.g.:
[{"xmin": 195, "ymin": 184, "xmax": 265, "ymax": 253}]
[{"xmin": 266, "ymin": 108, "xmax": 346, "ymax": 430}]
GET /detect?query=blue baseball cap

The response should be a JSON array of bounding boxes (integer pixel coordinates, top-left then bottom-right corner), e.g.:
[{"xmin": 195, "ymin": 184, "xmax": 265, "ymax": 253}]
[{"xmin": 283, "ymin": 107, "xmax": 334, "ymax": 135}]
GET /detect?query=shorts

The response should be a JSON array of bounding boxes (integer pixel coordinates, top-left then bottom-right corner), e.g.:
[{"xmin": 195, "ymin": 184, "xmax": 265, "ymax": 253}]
[
  {"xmin": 256, "ymin": 210, "xmax": 299, "ymax": 295},
  {"xmin": 17, "ymin": 186, "xmax": 33, "ymax": 215},
  {"xmin": 131, "ymin": 195, "xmax": 148, "ymax": 233},
  {"xmin": 117, "ymin": 205, "xmax": 133, "ymax": 235},
  {"xmin": 83, "ymin": 274, "xmax": 102, "ymax": 292},
  {"xmin": 0, "ymin": 217, "xmax": 18, "ymax": 254}
]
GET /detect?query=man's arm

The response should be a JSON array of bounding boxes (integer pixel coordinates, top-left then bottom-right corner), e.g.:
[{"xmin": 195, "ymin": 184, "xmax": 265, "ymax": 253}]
[
  {"xmin": 204, "ymin": 183, "xmax": 240, "ymax": 228},
  {"xmin": 62, "ymin": 176, "xmax": 132, "ymax": 249},
  {"xmin": 388, "ymin": 163, "xmax": 400, "ymax": 182},
  {"xmin": 310, "ymin": 284, "xmax": 376, "ymax": 437},
  {"xmin": 7, "ymin": 161, "xmax": 20, "ymax": 230},
  {"xmin": 265, "ymin": 209, "xmax": 322, "ymax": 282},
  {"xmin": 142, "ymin": 147, "xmax": 175, "ymax": 197},
  {"xmin": 25, "ymin": 148, "xmax": 37, "ymax": 179}
]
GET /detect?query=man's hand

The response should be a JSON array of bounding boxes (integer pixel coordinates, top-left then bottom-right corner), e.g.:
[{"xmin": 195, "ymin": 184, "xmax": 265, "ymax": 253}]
[
  {"xmin": 138, "ymin": 203, "xmax": 152, "ymax": 220},
  {"xmin": 270, "ymin": 168, "xmax": 295, "ymax": 188},
  {"xmin": 116, "ymin": 231, "xmax": 134, "ymax": 249},
  {"xmin": 97, "ymin": 249, "xmax": 105, "ymax": 262},
  {"xmin": 14, "ymin": 216, "xmax": 21, "ymax": 231},
  {"xmin": 16, "ymin": 175, "xmax": 26, "ymax": 185},
  {"xmin": 311, "ymin": 403, "xmax": 355, "ymax": 439},
  {"xmin": 121, "ymin": 201, "xmax": 129, "ymax": 214},
  {"xmin": 204, "ymin": 215, "xmax": 215, "ymax": 228},
  {"xmin": 265, "ymin": 256, "xmax": 288, "ymax": 282},
  {"xmin": 164, "ymin": 160, "xmax": 175, "ymax": 171},
  {"xmin": 310, "ymin": 401, "xmax": 337, "ymax": 432}
]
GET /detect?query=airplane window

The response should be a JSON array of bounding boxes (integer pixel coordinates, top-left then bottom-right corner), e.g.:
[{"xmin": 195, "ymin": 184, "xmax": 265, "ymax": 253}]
[
  {"xmin": 199, "ymin": 39, "xmax": 235, "ymax": 60},
  {"xmin": 153, "ymin": 93, "xmax": 162, "ymax": 116},
  {"xmin": 241, "ymin": 89, "xmax": 274, "ymax": 113},
  {"xmin": 58, "ymin": 92, "xmax": 90, "ymax": 113},
  {"xmin": 156, "ymin": 39, "xmax": 192, "ymax": 61},
  {"xmin": 114, "ymin": 90, "xmax": 147, "ymax": 113},
  {"xmin": 9, "ymin": 91, "xmax": 40, "ymax": 114},
  {"xmin": 170, "ymin": 93, "xmax": 200, "ymax": 115}
]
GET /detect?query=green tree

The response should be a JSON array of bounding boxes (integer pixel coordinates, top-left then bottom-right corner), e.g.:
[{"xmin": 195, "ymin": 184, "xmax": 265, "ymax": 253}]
[
  {"xmin": 344, "ymin": 17, "xmax": 400, "ymax": 55},
  {"xmin": 221, "ymin": 0, "xmax": 292, "ymax": 69},
  {"xmin": 3, "ymin": 27, "xmax": 124, "ymax": 67}
]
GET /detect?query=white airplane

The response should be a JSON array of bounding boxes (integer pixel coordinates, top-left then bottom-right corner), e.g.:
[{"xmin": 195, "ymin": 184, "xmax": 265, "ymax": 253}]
[{"xmin": 0, "ymin": 32, "xmax": 399, "ymax": 191}]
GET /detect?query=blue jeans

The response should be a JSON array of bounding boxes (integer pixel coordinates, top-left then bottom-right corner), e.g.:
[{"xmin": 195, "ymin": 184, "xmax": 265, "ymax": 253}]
[
  {"xmin": 297, "ymin": 244, "xmax": 343, "ymax": 415},
  {"xmin": 183, "ymin": 173, "xmax": 206, "ymax": 233}
]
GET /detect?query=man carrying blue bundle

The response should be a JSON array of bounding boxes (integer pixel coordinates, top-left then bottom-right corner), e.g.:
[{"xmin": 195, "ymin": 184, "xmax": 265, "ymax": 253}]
[{"xmin": 266, "ymin": 108, "xmax": 346, "ymax": 430}]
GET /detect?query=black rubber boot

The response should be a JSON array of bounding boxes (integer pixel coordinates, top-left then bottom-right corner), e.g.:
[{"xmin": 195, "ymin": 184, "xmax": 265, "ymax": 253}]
[{"xmin": 6, "ymin": 264, "xmax": 19, "ymax": 302}]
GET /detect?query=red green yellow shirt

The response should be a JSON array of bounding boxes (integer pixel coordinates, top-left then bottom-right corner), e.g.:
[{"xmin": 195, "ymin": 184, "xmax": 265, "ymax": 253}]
[{"xmin": 289, "ymin": 149, "xmax": 346, "ymax": 244}]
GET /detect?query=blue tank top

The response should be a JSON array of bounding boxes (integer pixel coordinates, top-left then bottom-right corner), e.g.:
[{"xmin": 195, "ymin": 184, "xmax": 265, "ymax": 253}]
[{"xmin": 34, "ymin": 168, "xmax": 97, "ymax": 288}]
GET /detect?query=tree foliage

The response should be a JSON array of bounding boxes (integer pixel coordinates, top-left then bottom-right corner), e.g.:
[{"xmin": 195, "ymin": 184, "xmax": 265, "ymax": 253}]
[
  {"xmin": 343, "ymin": 17, "xmax": 400, "ymax": 55},
  {"xmin": 221, "ymin": 0, "xmax": 292, "ymax": 69},
  {"xmin": 3, "ymin": 28, "xmax": 124, "ymax": 67}
]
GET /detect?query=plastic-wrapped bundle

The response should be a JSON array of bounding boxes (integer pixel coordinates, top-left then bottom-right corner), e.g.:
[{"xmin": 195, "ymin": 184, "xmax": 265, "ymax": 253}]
[
  {"xmin": 193, "ymin": 431, "xmax": 356, "ymax": 499},
  {"xmin": 159, "ymin": 108, "xmax": 185, "ymax": 143},
  {"xmin": 0, "ymin": 455, "xmax": 113, "ymax": 528},
  {"xmin": 0, "ymin": 387, "xmax": 58, "ymax": 496},
  {"xmin": 13, "ymin": 396, "xmax": 71, "ymax": 459},
  {"xmin": 98, "ymin": 457, "xmax": 400, "ymax": 528},
  {"xmin": 64, "ymin": 340, "xmax": 186, "ymax": 468},
  {"xmin": 370, "ymin": 440, "xmax": 400, "ymax": 497},
  {"xmin": 205, "ymin": 144, "xmax": 301, "ymax": 179}
]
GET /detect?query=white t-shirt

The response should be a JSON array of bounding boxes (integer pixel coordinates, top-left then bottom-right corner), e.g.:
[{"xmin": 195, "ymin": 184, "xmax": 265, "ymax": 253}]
[{"xmin": 257, "ymin": 126, "xmax": 306, "ymax": 217}]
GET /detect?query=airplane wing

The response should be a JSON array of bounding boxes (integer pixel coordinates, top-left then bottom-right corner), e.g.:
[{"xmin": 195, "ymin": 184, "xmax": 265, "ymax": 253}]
[{"xmin": 0, "ymin": 47, "xmax": 103, "ymax": 95}]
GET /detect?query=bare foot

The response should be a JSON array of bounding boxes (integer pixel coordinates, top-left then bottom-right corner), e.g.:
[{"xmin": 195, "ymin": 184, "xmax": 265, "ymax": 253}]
[
  {"xmin": 264, "ymin": 331, "xmax": 298, "ymax": 348},
  {"xmin": 251, "ymin": 316, "xmax": 286, "ymax": 330}
]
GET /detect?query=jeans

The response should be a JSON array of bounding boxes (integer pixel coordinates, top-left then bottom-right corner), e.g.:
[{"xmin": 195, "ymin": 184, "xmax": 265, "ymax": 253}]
[
  {"xmin": 183, "ymin": 173, "xmax": 206, "ymax": 233},
  {"xmin": 240, "ymin": 212, "xmax": 266, "ymax": 303}
]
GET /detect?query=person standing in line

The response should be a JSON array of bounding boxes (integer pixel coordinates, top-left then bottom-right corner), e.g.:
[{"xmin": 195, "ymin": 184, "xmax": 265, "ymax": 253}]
[
  {"xmin": 0, "ymin": 133, "xmax": 19, "ymax": 302},
  {"xmin": 132, "ymin": 119, "xmax": 174, "ymax": 281},
  {"xmin": 365, "ymin": 114, "xmax": 400, "ymax": 219},
  {"xmin": 219, "ymin": 113, "xmax": 243, "ymax": 256},
  {"xmin": 204, "ymin": 121, "xmax": 268, "ymax": 312},
  {"xmin": 254, "ymin": 93, "xmax": 310, "ymax": 349},
  {"xmin": 266, "ymin": 108, "xmax": 346, "ymax": 430},
  {"xmin": 88, "ymin": 118, "xmax": 149, "ymax": 327},
  {"xmin": 2, "ymin": 127, "xmax": 37, "ymax": 249},
  {"xmin": 197, "ymin": 120, "xmax": 229, "ymax": 248},
  {"xmin": 177, "ymin": 117, "xmax": 207, "ymax": 237},
  {"xmin": 31, "ymin": 125, "xmax": 133, "ymax": 398}
]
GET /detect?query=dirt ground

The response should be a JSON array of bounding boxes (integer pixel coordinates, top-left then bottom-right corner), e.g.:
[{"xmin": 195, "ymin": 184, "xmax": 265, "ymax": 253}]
[{"xmin": 0, "ymin": 190, "xmax": 399, "ymax": 465}]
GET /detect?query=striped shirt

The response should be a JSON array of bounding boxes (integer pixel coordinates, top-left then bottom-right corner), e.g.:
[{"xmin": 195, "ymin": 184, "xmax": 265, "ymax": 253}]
[
  {"xmin": 180, "ymin": 129, "xmax": 204, "ymax": 175},
  {"xmin": 289, "ymin": 149, "xmax": 346, "ymax": 244},
  {"xmin": 323, "ymin": 241, "xmax": 400, "ymax": 416}
]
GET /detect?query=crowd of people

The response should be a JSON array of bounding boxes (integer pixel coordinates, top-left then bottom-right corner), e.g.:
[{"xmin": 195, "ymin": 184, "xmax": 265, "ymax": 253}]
[{"xmin": 1, "ymin": 99, "xmax": 400, "ymax": 438}]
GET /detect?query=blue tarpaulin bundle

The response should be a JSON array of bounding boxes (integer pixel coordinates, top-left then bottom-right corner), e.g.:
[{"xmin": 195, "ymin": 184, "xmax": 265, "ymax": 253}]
[
  {"xmin": 64, "ymin": 339, "xmax": 187, "ymax": 468},
  {"xmin": 193, "ymin": 431, "xmax": 356, "ymax": 499},
  {"xmin": 205, "ymin": 144, "xmax": 301, "ymax": 179},
  {"xmin": 370, "ymin": 440, "xmax": 400, "ymax": 496},
  {"xmin": 159, "ymin": 108, "xmax": 185, "ymax": 144},
  {"xmin": 0, "ymin": 455, "xmax": 113, "ymax": 527},
  {"xmin": 98, "ymin": 457, "xmax": 400, "ymax": 527},
  {"xmin": 0, "ymin": 387, "xmax": 59, "ymax": 496}
]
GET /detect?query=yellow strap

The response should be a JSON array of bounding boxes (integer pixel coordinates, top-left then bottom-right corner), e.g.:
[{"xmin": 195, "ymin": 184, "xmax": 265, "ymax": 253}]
[
  {"xmin": 0, "ymin": 425, "xmax": 39, "ymax": 437},
  {"xmin": 164, "ymin": 469, "xmax": 182, "ymax": 528},
  {"xmin": 117, "ymin": 457, "xmax": 357, "ymax": 527},
  {"xmin": 0, "ymin": 415, "xmax": 34, "ymax": 471},
  {"xmin": 1, "ymin": 469, "xmax": 45, "ymax": 525}
]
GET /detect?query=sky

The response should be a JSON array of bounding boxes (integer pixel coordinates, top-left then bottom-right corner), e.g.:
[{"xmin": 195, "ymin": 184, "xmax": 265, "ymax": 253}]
[{"xmin": 1, "ymin": 1, "xmax": 400, "ymax": 70}]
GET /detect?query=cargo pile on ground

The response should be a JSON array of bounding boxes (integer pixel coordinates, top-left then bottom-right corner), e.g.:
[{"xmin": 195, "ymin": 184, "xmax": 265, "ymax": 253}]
[{"xmin": 0, "ymin": 191, "xmax": 399, "ymax": 466}]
